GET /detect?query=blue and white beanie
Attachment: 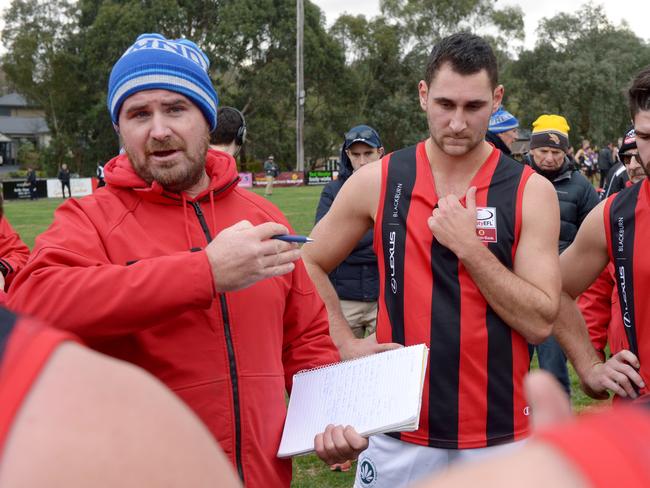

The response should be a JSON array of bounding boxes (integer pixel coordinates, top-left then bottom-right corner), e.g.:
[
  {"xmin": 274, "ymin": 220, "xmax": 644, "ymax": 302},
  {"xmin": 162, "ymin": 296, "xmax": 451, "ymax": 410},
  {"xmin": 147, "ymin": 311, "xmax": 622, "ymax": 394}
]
[
  {"xmin": 488, "ymin": 106, "xmax": 519, "ymax": 134},
  {"xmin": 107, "ymin": 33, "xmax": 218, "ymax": 131}
]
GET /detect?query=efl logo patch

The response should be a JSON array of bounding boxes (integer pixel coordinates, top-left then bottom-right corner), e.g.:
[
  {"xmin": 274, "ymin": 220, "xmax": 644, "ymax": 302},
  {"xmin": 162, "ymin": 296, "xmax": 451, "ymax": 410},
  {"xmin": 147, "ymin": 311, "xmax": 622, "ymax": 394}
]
[{"xmin": 476, "ymin": 207, "xmax": 497, "ymax": 243}]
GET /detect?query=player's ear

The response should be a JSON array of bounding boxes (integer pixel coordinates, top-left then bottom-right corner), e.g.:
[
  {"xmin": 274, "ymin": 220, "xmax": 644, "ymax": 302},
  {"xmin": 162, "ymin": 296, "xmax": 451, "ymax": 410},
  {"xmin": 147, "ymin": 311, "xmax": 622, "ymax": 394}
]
[
  {"xmin": 418, "ymin": 80, "xmax": 428, "ymax": 111},
  {"xmin": 492, "ymin": 85, "xmax": 504, "ymax": 112}
]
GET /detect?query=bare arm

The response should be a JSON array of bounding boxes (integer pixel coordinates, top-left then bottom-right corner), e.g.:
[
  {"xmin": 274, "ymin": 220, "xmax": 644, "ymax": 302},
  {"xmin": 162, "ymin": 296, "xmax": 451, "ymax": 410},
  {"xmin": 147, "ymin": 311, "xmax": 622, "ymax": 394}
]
[
  {"xmin": 0, "ymin": 343, "xmax": 240, "ymax": 487},
  {"xmin": 428, "ymin": 174, "xmax": 561, "ymax": 344},
  {"xmin": 303, "ymin": 162, "xmax": 400, "ymax": 359},
  {"xmin": 554, "ymin": 200, "xmax": 645, "ymax": 399}
]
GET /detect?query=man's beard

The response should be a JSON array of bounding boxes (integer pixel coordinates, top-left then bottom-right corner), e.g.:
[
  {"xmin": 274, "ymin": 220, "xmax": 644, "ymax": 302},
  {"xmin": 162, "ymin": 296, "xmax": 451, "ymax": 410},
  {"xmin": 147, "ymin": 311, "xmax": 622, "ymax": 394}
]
[
  {"xmin": 429, "ymin": 121, "xmax": 485, "ymax": 157},
  {"xmin": 126, "ymin": 134, "xmax": 209, "ymax": 193}
]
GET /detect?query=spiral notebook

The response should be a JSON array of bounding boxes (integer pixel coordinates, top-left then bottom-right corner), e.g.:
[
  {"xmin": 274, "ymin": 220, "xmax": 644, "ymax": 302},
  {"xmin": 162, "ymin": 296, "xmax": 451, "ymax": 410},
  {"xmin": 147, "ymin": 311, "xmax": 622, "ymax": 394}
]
[{"xmin": 277, "ymin": 344, "xmax": 429, "ymax": 458}]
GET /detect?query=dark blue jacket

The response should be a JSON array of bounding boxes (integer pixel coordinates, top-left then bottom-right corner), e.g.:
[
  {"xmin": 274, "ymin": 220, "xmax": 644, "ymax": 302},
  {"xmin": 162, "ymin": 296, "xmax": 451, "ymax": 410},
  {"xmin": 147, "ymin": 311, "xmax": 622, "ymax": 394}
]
[{"xmin": 314, "ymin": 147, "xmax": 379, "ymax": 302}]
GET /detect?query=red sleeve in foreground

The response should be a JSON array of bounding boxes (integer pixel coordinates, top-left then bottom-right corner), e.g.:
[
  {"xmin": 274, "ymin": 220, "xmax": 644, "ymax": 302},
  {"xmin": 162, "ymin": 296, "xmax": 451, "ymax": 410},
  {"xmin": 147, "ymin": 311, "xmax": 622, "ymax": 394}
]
[{"xmin": 538, "ymin": 403, "xmax": 650, "ymax": 488}]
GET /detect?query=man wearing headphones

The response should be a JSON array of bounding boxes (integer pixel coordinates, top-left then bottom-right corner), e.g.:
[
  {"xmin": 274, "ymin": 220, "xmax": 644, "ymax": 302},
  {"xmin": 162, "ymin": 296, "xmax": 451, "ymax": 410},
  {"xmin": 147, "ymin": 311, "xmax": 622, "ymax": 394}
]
[{"xmin": 210, "ymin": 106, "xmax": 247, "ymax": 157}]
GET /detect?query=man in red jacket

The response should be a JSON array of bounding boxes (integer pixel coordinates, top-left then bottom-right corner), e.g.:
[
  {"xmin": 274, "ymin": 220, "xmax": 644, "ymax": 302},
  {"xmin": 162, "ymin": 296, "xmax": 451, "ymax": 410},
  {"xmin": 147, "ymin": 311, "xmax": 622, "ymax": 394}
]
[{"xmin": 7, "ymin": 33, "xmax": 359, "ymax": 487}]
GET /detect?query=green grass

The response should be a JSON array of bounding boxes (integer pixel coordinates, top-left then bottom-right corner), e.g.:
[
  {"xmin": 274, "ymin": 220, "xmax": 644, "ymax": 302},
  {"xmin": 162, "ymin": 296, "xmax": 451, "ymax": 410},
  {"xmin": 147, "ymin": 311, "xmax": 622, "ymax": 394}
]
[
  {"xmin": 4, "ymin": 198, "xmax": 66, "ymax": 249},
  {"xmin": 4, "ymin": 186, "xmax": 602, "ymax": 487}
]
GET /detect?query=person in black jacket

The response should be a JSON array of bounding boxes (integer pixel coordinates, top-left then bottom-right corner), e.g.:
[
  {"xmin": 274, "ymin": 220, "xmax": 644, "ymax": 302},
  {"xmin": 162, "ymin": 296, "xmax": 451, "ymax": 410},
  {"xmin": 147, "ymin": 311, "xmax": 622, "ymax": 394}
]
[
  {"xmin": 26, "ymin": 167, "xmax": 37, "ymax": 200},
  {"xmin": 602, "ymin": 129, "xmax": 644, "ymax": 199},
  {"xmin": 597, "ymin": 142, "xmax": 614, "ymax": 188},
  {"xmin": 58, "ymin": 163, "xmax": 71, "ymax": 198},
  {"xmin": 525, "ymin": 114, "xmax": 600, "ymax": 396},
  {"xmin": 315, "ymin": 125, "xmax": 384, "ymax": 340}
]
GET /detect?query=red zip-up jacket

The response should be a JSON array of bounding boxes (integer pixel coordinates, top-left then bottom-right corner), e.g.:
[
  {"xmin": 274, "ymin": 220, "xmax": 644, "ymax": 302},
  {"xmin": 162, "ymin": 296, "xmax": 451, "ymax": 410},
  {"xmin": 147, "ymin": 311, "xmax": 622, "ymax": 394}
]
[
  {"xmin": 0, "ymin": 216, "xmax": 30, "ymax": 293},
  {"xmin": 8, "ymin": 149, "xmax": 339, "ymax": 487}
]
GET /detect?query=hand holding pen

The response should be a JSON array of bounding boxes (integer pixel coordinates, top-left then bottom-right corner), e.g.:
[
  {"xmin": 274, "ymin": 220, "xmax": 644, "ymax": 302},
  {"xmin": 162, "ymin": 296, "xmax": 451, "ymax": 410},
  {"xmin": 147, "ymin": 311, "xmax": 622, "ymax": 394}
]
[{"xmin": 271, "ymin": 235, "xmax": 314, "ymax": 244}]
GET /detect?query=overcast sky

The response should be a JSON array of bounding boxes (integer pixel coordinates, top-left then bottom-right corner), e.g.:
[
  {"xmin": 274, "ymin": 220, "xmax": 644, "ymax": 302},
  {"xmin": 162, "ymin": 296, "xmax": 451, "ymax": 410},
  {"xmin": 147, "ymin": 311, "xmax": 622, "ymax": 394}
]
[
  {"xmin": 312, "ymin": 0, "xmax": 650, "ymax": 49},
  {"xmin": 0, "ymin": 0, "xmax": 647, "ymax": 51}
]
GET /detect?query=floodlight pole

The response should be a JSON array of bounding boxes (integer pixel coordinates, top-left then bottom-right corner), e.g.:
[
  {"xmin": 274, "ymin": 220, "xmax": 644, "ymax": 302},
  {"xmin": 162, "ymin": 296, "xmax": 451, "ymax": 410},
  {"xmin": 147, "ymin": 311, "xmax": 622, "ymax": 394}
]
[{"xmin": 296, "ymin": 0, "xmax": 305, "ymax": 171}]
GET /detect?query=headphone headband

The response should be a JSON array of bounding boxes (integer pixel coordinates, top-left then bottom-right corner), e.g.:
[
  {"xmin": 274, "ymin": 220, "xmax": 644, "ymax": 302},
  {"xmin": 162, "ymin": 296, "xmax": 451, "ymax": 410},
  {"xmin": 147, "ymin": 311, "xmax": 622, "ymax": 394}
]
[{"xmin": 221, "ymin": 106, "xmax": 247, "ymax": 146}]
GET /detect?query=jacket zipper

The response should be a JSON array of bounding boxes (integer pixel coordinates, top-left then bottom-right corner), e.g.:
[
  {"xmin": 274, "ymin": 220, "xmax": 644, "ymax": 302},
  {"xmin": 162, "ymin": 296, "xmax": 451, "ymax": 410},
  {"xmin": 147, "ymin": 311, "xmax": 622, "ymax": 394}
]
[{"xmin": 190, "ymin": 201, "xmax": 244, "ymax": 483}]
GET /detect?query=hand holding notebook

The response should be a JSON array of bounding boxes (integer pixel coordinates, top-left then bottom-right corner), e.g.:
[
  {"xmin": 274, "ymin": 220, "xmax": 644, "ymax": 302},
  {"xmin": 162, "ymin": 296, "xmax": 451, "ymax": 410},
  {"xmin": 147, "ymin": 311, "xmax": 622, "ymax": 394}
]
[{"xmin": 278, "ymin": 344, "xmax": 429, "ymax": 458}]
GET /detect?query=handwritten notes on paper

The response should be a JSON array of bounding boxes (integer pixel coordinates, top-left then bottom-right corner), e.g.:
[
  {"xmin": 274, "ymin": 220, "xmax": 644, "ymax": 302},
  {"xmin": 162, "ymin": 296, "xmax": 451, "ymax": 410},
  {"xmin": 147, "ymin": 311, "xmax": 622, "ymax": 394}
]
[{"xmin": 278, "ymin": 344, "xmax": 428, "ymax": 457}]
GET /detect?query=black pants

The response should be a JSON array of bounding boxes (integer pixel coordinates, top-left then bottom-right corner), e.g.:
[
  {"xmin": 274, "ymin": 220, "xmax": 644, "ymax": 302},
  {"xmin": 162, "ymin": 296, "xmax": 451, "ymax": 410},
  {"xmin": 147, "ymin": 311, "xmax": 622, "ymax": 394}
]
[
  {"xmin": 61, "ymin": 181, "xmax": 71, "ymax": 198},
  {"xmin": 599, "ymin": 169, "xmax": 609, "ymax": 189}
]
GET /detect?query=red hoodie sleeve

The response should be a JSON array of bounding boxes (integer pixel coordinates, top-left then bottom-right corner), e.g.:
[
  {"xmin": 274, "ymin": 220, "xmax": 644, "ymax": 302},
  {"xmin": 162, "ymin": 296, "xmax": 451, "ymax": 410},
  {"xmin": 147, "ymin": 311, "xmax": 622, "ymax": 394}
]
[
  {"xmin": 0, "ymin": 217, "xmax": 30, "ymax": 290},
  {"xmin": 7, "ymin": 200, "xmax": 214, "ymax": 339},
  {"xmin": 281, "ymin": 259, "xmax": 340, "ymax": 392},
  {"xmin": 577, "ymin": 265, "xmax": 615, "ymax": 361},
  {"xmin": 538, "ymin": 403, "xmax": 650, "ymax": 488}
]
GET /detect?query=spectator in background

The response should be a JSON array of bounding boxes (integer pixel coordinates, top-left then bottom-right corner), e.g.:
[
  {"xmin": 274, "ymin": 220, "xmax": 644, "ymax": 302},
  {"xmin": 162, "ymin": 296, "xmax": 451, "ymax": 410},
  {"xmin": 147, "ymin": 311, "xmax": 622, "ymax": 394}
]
[
  {"xmin": 524, "ymin": 114, "xmax": 599, "ymax": 397},
  {"xmin": 575, "ymin": 140, "xmax": 597, "ymax": 184},
  {"xmin": 263, "ymin": 155, "xmax": 279, "ymax": 196},
  {"xmin": 486, "ymin": 105, "xmax": 519, "ymax": 156},
  {"xmin": 602, "ymin": 130, "xmax": 637, "ymax": 198},
  {"xmin": 210, "ymin": 106, "xmax": 247, "ymax": 158},
  {"xmin": 26, "ymin": 167, "xmax": 37, "ymax": 200},
  {"xmin": 314, "ymin": 124, "xmax": 384, "ymax": 473},
  {"xmin": 598, "ymin": 141, "xmax": 614, "ymax": 188},
  {"xmin": 97, "ymin": 162, "xmax": 106, "ymax": 188},
  {"xmin": 58, "ymin": 163, "xmax": 71, "ymax": 198},
  {"xmin": 0, "ymin": 196, "xmax": 30, "ymax": 303},
  {"xmin": 315, "ymin": 125, "xmax": 384, "ymax": 337}
]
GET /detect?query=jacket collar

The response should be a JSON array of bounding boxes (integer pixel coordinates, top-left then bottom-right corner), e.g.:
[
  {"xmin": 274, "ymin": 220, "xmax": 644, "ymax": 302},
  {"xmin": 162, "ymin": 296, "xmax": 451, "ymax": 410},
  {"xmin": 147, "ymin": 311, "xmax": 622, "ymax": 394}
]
[{"xmin": 103, "ymin": 148, "xmax": 239, "ymax": 204}]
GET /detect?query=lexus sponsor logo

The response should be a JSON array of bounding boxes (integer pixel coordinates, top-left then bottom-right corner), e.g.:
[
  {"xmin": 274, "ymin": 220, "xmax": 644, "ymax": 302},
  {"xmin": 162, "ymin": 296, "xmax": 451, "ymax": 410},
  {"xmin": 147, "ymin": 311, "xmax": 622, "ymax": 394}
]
[
  {"xmin": 389, "ymin": 231, "xmax": 397, "ymax": 294},
  {"xmin": 618, "ymin": 265, "xmax": 633, "ymax": 329}
]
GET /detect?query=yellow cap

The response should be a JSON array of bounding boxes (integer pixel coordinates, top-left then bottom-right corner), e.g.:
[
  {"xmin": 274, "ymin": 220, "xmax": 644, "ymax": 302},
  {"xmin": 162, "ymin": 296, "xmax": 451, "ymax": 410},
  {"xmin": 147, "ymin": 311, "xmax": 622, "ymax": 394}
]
[{"xmin": 532, "ymin": 114, "xmax": 570, "ymax": 136}]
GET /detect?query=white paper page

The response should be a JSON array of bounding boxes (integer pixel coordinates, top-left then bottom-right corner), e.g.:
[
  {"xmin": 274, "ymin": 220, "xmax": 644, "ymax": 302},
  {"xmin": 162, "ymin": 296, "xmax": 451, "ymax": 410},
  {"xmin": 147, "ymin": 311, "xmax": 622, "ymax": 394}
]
[{"xmin": 278, "ymin": 344, "xmax": 428, "ymax": 457}]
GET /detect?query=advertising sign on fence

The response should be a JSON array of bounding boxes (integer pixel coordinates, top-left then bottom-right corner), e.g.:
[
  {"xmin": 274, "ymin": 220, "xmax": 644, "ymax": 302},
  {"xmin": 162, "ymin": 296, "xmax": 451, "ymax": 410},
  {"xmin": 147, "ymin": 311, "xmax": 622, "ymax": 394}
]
[
  {"xmin": 305, "ymin": 170, "xmax": 339, "ymax": 185},
  {"xmin": 3, "ymin": 179, "xmax": 47, "ymax": 200},
  {"xmin": 238, "ymin": 172, "xmax": 253, "ymax": 188},
  {"xmin": 253, "ymin": 171, "xmax": 304, "ymax": 187},
  {"xmin": 46, "ymin": 178, "xmax": 94, "ymax": 198}
]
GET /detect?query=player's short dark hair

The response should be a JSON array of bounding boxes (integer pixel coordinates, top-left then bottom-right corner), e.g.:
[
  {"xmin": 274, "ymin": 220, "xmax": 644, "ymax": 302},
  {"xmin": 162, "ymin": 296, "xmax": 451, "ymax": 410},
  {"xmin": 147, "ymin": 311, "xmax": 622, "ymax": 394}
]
[
  {"xmin": 424, "ymin": 32, "xmax": 498, "ymax": 89},
  {"xmin": 628, "ymin": 66, "xmax": 650, "ymax": 119},
  {"xmin": 211, "ymin": 107, "xmax": 246, "ymax": 145}
]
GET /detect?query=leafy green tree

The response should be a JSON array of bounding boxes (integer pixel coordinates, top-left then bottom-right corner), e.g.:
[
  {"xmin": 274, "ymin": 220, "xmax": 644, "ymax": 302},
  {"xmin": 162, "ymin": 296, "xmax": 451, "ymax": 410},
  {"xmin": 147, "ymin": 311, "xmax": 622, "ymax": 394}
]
[{"xmin": 502, "ymin": 4, "xmax": 650, "ymax": 146}]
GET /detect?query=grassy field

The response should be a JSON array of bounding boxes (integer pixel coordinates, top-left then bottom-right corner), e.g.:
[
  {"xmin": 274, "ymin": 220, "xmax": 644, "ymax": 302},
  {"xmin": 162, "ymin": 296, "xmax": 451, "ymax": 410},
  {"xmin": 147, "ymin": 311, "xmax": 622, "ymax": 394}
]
[{"xmin": 3, "ymin": 186, "xmax": 604, "ymax": 487}]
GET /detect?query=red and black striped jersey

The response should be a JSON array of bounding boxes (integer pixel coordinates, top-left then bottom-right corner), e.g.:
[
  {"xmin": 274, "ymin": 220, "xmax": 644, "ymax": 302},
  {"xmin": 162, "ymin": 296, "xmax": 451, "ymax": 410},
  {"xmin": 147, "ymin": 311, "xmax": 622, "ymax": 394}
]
[
  {"xmin": 0, "ymin": 309, "xmax": 75, "ymax": 452},
  {"xmin": 604, "ymin": 178, "xmax": 650, "ymax": 398},
  {"xmin": 374, "ymin": 142, "xmax": 534, "ymax": 448}
]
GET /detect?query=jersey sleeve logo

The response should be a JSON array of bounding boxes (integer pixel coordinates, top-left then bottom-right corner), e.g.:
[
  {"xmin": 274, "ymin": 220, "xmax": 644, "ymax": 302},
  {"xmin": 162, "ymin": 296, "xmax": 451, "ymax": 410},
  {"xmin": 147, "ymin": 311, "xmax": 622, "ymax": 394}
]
[{"xmin": 476, "ymin": 207, "xmax": 498, "ymax": 243}]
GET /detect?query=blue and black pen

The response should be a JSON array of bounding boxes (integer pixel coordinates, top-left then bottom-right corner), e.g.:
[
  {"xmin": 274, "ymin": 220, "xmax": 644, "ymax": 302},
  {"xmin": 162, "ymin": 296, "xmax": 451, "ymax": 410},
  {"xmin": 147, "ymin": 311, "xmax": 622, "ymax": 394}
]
[{"xmin": 271, "ymin": 235, "xmax": 314, "ymax": 244}]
